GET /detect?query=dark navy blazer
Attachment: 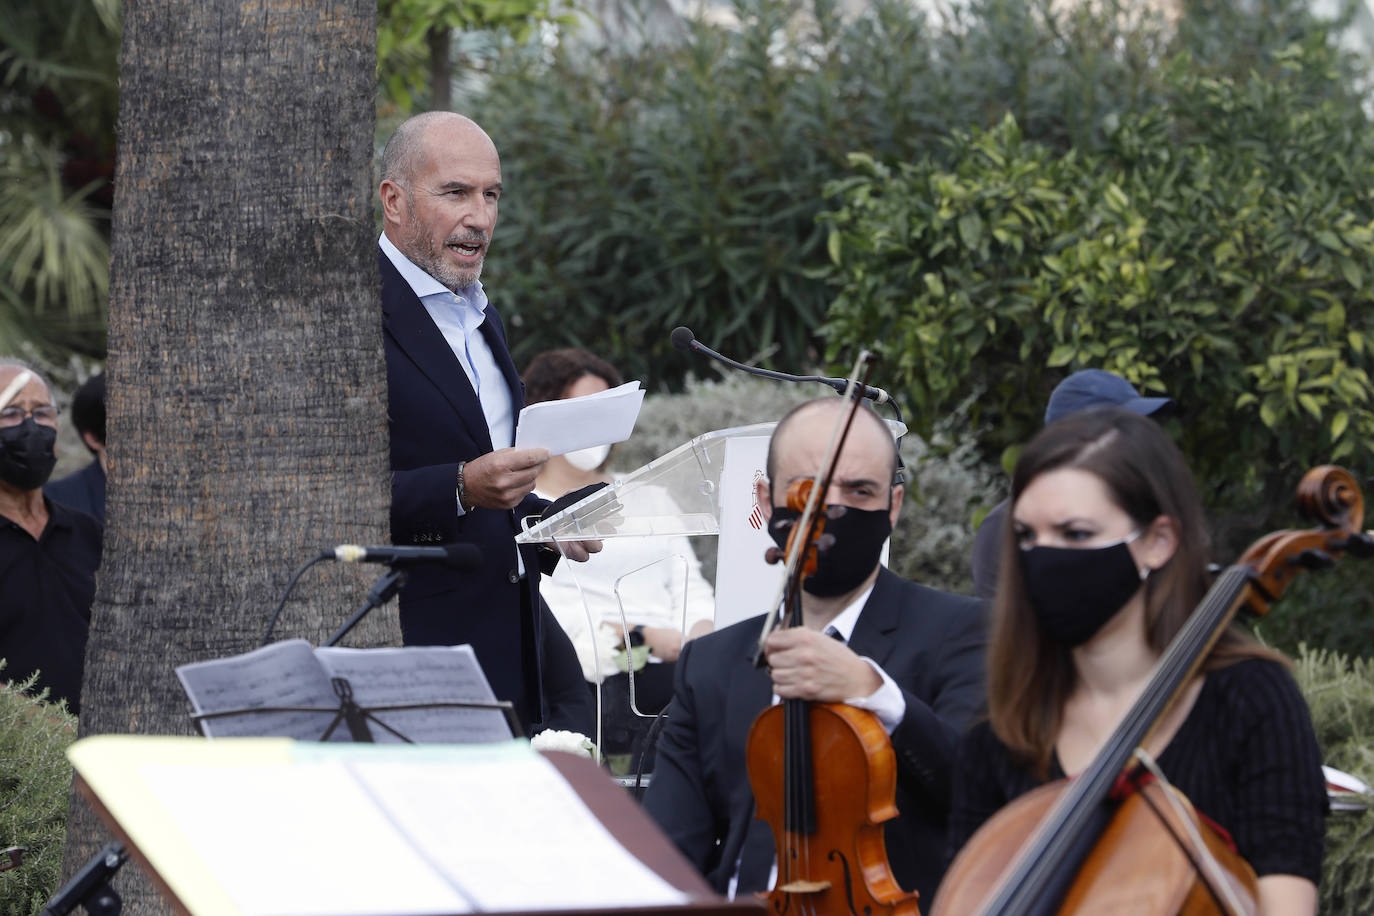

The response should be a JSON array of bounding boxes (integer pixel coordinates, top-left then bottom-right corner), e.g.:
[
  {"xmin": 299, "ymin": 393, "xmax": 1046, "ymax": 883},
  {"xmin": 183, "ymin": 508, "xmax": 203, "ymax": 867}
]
[
  {"xmin": 381, "ymin": 249, "xmax": 553, "ymax": 720},
  {"xmin": 643, "ymin": 567, "xmax": 987, "ymax": 906}
]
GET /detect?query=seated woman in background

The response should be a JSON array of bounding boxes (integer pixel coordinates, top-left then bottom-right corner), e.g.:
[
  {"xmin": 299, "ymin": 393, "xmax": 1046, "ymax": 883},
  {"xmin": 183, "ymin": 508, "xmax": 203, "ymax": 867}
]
[
  {"xmin": 940, "ymin": 408, "xmax": 1325, "ymax": 916},
  {"xmin": 523, "ymin": 348, "xmax": 715, "ymax": 763}
]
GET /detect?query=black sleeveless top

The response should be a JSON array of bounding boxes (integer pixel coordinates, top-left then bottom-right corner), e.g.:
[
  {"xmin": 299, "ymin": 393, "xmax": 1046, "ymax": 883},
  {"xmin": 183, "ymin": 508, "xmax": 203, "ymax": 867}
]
[{"xmin": 946, "ymin": 658, "xmax": 1327, "ymax": 882}]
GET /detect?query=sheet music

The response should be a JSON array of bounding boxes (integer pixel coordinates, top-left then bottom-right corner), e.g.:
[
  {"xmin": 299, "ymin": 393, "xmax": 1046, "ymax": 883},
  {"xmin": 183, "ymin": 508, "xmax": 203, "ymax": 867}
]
[
  {"xmin": 71, "ymin": 737, "xmax": 704, "ymax": 915},
  {"xmin": 178, "ymin": 641, "xmax": 513, "ymax": 743},
  {"xmin": 514, "ymin": 380, "xmax": 644, "ymax": 455},
  {"xmin": 143, "ymin": 760, "xmax": 475, "ymax": 915},
  {"xmin": 314, "ymin": 645, "xmax": 512, "ymax": 743},
  {"xmin": 176, "ymin": 640, "xmax": 347, "ymax": 740},
  {"xmin": 347, "ymin": 750, "xmax": 689, "ymax": 911}
]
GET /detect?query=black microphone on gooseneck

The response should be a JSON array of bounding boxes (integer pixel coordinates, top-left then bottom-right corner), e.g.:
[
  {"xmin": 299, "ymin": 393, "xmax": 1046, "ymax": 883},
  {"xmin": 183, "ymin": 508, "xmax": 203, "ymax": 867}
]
[
  {"xmin": 331, "ymin": 543, "xmax": 482, "ymax": 570},
  {"xmin": 669, "ymin": 326, "xmax": 892, "ymax": 405}
]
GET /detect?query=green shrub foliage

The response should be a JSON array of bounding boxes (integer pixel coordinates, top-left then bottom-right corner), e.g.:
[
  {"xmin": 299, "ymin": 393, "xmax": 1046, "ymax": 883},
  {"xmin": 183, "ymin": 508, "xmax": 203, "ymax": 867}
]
[
  {"xmin": 472, "ymin": 0, "xmax": 1191, "ymax": 389},
  {"xmin": 1292, "ymin": 646, "xmax": 1374, "ymax": 915},
  {"xmin": 0, "ymin": 676, "xmax": 76, "ymax": 914},
  {"xmin": 820, "ymin": 36, "xmax": 1374, "ymax": 554}
]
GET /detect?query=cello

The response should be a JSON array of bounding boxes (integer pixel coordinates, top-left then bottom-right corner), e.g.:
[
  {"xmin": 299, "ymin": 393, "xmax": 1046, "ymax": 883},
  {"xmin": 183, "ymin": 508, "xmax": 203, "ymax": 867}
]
[
  {"xmin": 932, "ymin": 466, "xmax": 1374, "ymax": 915},
  {"xmin": 744, "ymin": 353, "xmax": 922, "ymax": 916}
]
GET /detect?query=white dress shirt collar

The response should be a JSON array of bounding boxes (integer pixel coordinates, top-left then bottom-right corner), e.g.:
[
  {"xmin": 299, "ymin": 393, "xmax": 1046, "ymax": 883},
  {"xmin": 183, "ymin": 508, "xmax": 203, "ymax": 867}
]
[{"xmin": 820, "ymin": 581, "xmax": 877, "ymax": 643}]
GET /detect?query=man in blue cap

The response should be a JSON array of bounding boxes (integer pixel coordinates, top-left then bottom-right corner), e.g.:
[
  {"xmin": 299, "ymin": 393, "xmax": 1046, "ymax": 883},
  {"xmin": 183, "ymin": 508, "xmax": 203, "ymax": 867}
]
[{"xmin": 969, "ymin": 369, "xmax": 1174, "ymax": 599}]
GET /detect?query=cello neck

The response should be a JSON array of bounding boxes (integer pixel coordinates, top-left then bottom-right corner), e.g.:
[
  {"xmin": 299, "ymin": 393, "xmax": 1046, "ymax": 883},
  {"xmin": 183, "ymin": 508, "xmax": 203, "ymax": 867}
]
[{"xmin": 980, "ymin": 564, "xmax": 1254, "ymax": 915}]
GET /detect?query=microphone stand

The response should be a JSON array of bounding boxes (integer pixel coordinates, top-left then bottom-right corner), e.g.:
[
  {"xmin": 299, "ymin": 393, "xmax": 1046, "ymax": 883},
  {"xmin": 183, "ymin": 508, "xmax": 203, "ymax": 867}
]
[
  {"xmin": 671, "ymin": 326, "xmax": 907, "ymax": 478},
  {"xmin": 324, "ymin": 567, "xmax": 407, "ymax": 648},
  {"xmin": 42, "ymin": 843, "xmax": 127, "ymax": 916}
]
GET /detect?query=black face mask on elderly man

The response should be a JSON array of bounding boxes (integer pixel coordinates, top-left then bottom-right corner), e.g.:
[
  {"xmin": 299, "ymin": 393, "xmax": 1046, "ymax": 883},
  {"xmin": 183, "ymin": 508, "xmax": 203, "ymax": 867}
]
[
  {"xmin": 767, "ymin": 503, "xmax": 892, "ymax": 598},
  {"xmin": 0, "ymin": 418, "xmax": 58, "ymax": 490}
]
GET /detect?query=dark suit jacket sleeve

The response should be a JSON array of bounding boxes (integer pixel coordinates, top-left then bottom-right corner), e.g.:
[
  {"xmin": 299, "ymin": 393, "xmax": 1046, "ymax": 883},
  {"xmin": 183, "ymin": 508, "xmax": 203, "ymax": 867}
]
[
  {"xmin": 390, "ymin": 466, "xmax": 550, "ymax": 543},
  {"xmin": 391, "ymin": 463, "xmax": 460, "ymax": 545},
  {"xmin": 888, "ymin": 596, "xmax": 987, "ymax": 813},
  {"xmin": 642, "ymin": 638, "xmax": 721, "ymax": 876}
]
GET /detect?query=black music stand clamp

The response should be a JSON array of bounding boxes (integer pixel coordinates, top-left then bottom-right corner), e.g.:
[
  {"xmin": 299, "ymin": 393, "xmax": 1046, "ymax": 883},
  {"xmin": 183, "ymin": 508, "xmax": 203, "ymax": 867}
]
[
  {"xmin": 42, "ymin": 842, "xmax": 127, "ymax": 916},
  {"xmin": 326, "ymin": 567, "xmax": 407, "ymax": 648}
]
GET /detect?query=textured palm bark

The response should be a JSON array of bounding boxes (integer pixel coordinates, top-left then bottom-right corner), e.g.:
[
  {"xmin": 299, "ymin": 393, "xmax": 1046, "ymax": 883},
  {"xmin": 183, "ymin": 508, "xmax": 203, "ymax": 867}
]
[{"xmin": 60, "ymin": 2, "xmax": 389, "ymax": 910}]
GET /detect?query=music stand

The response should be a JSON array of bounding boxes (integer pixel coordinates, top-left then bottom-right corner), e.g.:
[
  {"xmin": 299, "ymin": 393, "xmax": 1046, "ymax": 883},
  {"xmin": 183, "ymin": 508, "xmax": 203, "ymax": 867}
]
[{"xmin": 189, "ymin": 676, "xmax": 525, "ymax": 742}]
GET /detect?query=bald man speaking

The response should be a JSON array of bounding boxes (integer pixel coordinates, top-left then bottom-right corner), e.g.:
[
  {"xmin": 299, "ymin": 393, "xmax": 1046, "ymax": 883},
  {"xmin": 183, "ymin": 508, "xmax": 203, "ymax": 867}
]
[{"xmin": 378, "ymin": 112, "xmax": 593, "ymax": 734}]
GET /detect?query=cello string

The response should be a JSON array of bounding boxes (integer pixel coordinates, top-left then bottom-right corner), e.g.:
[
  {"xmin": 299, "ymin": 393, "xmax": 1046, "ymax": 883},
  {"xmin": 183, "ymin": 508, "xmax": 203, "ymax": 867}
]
[{"xmin": 1132, "ymin": 748, "xmax": 1249, "ymax": 916}]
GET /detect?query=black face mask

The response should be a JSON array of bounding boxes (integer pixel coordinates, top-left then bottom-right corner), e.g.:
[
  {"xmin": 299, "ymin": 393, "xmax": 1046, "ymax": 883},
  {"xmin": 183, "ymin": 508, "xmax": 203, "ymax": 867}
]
[
  {"xmin": 0, "ymin": 418, "xmax": 58, "ymax": 490},
  {"xmin": 1019, "ymin": 534, "xmax": 1145, "ymax": 647},
  {"xmin": 768, "ymin": 503, "xmax": 892, "ymax": 598}
]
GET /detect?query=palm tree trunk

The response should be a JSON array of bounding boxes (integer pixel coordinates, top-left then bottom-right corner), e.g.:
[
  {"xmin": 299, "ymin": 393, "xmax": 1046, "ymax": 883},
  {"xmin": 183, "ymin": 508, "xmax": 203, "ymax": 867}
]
[{"xmin": 60, "ymin": 1, "xmax": 391, "ymax": 910}]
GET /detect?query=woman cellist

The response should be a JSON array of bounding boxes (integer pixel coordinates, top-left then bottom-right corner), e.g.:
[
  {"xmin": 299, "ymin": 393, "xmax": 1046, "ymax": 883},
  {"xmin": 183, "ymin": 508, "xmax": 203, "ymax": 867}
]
[{"xmin": 942, "ymin": 407, "xmax": 1326, "ymax": 915}]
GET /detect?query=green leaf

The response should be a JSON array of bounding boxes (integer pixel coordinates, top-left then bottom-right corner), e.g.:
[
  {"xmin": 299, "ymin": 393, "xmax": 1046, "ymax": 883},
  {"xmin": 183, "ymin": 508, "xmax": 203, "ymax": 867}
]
[
  {"xmin": 1339, "ymin": 258, "xmax": 1363, "ymax": 289},
  {"xmin": 1298, "ymin": 393, "xmax": 1323, "ymax": 420},
  {"xmin": 1260, "ymin": 400, "xmax": 1280, "ymax": 428},
  {"xmin": 1331, "ymin": 411, "xmax": 1349, "ymax": 439},
  {"xmin": 1316, "ymin": 230, "xmax": 1343, "ymax": 251},
  {"xmin": 958, "ymin": 212, "xmax": 984, "ymax": 250},
  {"xmin": 1047, "ymin": 344, "xmax": 1076, "ymax": 367}
]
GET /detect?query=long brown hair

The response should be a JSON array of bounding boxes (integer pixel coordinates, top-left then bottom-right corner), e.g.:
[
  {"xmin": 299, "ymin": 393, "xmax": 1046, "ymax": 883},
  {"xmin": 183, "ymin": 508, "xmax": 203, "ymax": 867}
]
[{"xmin": 986, "ymin": 408, "xmax": 1286, "ymax": 778}]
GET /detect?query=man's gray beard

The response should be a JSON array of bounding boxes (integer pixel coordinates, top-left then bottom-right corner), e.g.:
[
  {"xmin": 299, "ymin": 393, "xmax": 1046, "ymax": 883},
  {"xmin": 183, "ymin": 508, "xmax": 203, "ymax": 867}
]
[{"xmin": 401, "ymin": 209, "xmax": 482, "ymax": 293}]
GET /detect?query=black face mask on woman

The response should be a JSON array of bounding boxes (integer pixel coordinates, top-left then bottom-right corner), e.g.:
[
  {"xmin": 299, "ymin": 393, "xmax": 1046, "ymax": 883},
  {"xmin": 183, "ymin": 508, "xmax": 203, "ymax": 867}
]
[
  {"xmin": 1019, "ymin": 532, "xmax": 1146, "ymax": 647},
  {"xmin": 768, "ymin": 503, "xmax": 892, "ymax": 598},
  {"xmin": 0, "ymin": 418, "xmax": 58, "ymax": 490}
]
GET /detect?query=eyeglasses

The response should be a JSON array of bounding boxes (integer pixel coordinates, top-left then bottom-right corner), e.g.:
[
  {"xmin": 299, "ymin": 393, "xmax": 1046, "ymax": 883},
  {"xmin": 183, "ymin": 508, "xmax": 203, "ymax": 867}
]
[{"xmin": 0, "ymin": 405, "xmax": 58, "ymax": 428}]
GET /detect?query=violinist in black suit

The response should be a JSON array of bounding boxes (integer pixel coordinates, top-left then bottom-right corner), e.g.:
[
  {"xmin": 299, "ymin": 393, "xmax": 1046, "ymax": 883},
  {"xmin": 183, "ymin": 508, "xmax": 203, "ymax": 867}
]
[
  {"xmin": 378, "ymin": 112, "xmax": 595, "ymax": 733},
  {"xmin": 643, "ymin": 397, "xmax": 986, "ymax": 905}
]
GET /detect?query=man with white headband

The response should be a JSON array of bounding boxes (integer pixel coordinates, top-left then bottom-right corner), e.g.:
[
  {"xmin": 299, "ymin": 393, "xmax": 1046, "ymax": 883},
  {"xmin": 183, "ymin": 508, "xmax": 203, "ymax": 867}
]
[{"xmin": 0, "ymin": 359, "xmax": 102, "ymax": 713}]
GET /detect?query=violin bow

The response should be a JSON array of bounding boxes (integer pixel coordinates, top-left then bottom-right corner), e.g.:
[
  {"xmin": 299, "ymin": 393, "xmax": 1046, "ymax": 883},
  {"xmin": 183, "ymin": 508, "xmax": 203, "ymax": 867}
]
[{"xmin": 752, "ymin": 350, "xmax": 875, "ymax": 667}]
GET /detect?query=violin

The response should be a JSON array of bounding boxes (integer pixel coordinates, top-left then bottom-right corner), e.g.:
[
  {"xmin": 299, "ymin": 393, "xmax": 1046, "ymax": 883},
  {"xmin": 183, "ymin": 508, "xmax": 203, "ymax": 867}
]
[
  {"xmin": 745, "ymin": 355, "xmax": 921, "ymax": 916},
  {"xmin": 932, "ymin": 466, "xmax": 1374, "ymax": 915}
]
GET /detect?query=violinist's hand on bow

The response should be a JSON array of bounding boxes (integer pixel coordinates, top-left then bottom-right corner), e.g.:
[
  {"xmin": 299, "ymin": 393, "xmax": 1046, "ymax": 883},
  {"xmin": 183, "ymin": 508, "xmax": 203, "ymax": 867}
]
[{"xmin": 763, "ymin": 627, "xmax": 883, "ymax": 702}]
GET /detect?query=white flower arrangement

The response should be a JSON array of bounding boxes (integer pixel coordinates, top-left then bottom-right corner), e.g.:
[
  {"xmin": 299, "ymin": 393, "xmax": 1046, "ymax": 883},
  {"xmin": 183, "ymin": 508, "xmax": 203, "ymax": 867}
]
[{"xmin": 530, "ymin": 729, "xmax": 596, "ymax": 759}]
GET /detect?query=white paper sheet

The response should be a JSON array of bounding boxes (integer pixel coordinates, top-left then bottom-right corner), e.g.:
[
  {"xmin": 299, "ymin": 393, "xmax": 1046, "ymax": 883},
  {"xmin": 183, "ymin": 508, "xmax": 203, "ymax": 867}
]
[
  {"xmin": 142, "ymin": 761, "xmax": 474, "ymax": 915},
  {"xmin": 348, "ymin": 752, "xmax": 688, "ymax": 911},
  {"xmin": 514, "ymin": 381, "xmax": 645, "ymax": 455}
]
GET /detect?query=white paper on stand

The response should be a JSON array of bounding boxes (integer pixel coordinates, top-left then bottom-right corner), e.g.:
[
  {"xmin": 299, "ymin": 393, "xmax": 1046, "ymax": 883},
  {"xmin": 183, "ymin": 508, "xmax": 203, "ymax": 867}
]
[
  {"xmin": 72, "ymin": 737, "xmax": 691, "ymax": 916},
  {"xmin": 514, "ymin": 381, "xmax": 644, "ymax": 455}
]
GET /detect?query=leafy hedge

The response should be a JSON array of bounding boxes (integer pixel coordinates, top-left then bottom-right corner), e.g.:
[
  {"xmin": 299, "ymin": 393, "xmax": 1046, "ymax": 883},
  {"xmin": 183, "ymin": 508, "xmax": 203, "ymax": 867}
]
[
  {"xmin": 1293, "ymin": 646, "xmax": 1374, "ymax": 915},
  {"xmin": 819, "ymin": 36, "xmax": 1374, "ymax": 555},
  {"xmin": 472, "ymin": 0, "xmax": 1200, "ymax": 390},
  {"xmin": 0, "ymin": 676, "xmax": 76, "ymax": 915}
]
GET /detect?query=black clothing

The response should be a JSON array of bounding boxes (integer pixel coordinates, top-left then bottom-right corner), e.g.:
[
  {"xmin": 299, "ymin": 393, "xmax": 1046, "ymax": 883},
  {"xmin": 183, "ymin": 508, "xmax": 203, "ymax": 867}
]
[
  {"xmin": 592, "ymin": 663, "xmax": 675, "ymax": 771},
  {"xmin": 0, "ymin": 499, "xmax": 101, "ymax": 713},
  {"xmin": 45, "ymin": 460, "xmax": 106, "ymax": 524},
  {"xmin": 947, "ymin": 658, "xmax": 1327, "ymax": 883},
  {"xmin": 645, "ymin": 568, "xmax": 987, "ymax": 904}
]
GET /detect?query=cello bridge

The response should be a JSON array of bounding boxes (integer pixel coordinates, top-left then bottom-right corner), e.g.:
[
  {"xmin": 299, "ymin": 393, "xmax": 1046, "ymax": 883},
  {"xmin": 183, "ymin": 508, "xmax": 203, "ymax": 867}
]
[{"xmin": 776, "ymin": 879, "xmax": 831, "ymax": 894}]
